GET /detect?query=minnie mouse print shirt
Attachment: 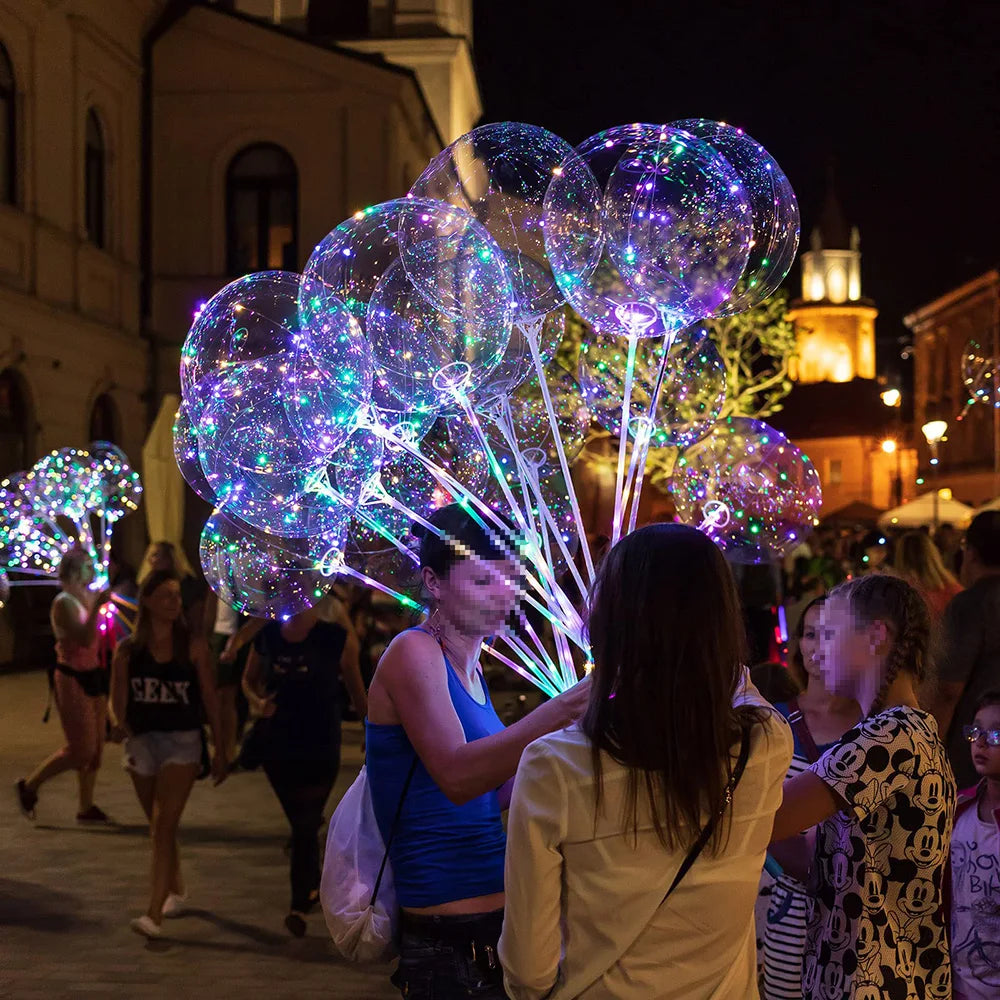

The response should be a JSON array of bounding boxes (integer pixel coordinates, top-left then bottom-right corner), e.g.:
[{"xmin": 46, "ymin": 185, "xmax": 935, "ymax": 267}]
[{"xmin": 805, "ymin": 706, "xmax": 955, "ymax": 1000}]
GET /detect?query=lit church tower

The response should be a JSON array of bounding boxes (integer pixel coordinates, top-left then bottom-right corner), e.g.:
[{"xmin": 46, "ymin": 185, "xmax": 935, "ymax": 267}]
[{"xmin": 787, "ymin": 178, "xmax": 878, "ymax": 384}]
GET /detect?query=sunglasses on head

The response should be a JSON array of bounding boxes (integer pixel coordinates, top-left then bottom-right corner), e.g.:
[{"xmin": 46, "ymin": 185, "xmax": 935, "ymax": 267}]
[{"xmin": 963, "ymin": 725, "xmax": 1000, "ymax": 747}]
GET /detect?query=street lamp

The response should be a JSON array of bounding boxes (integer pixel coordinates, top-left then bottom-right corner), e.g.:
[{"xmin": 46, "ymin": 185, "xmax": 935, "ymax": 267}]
[
  {"xmin": 921, "ymin": 420, "xmax": 948, "ymax": 529},
  {"xmin": 881, "ymin": 388, "xmax": 901, "ymax": 408},
  {"xmin": 881, "ymin": 438, "xmax": 902, "ymax": 506}
]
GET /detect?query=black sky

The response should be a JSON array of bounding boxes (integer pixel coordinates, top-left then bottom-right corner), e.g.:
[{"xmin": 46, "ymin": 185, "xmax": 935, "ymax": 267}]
[{"xmin": 472, "ymin": 1, "xmax": 1000, "ymax": 377}]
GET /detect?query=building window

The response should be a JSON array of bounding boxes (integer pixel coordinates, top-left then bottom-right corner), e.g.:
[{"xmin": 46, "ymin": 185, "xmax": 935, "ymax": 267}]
[
  {"xmin": 0, "ymin": 43, "xmax": 15, "ymax": 205},
  {"xmin": 226, "ymin": 143, "xmax": 298, "ymax": 275},
  {"xmin": 88, "ymin": 392, "xmax": 118, "ymax": 445},
  {"xmin": 0, "ymin": 368, "xmax": 30, "ymax": 475},
  {"xmin": 84, "ymin": 109, "xmax": 106, "ymax": 248},
  {"xmin": 828, "ymin": 459, "xmax": 843, "ymax": 485}
]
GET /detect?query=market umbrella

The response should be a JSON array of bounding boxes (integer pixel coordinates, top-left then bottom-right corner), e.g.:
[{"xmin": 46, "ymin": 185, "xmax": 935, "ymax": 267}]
[{"xmin": 878, "ymin": 491, "xmax": 974, "ymax": 530}]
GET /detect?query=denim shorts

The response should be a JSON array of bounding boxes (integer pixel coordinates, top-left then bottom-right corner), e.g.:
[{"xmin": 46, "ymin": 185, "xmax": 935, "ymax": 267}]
[
  {"xmin": 123, "ymin": 729, "xmax": 202, "ymax": 776},
  {"xmin": 391, "ymin": 910, "xmax": 507, "ymax": 999}
]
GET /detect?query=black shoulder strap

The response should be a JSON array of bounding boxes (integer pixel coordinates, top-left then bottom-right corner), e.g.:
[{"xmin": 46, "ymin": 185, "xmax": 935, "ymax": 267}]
[
  {"xmin": 786, "ymin": 697, "xmax": 822, "ymax": 763},
  {"xmin": 662, "ymin": 725, "xmax": 752, "ymax": 903},
  {"xmin": 369, "ymin": 754, "xmax": 419, "ymax": 908}
]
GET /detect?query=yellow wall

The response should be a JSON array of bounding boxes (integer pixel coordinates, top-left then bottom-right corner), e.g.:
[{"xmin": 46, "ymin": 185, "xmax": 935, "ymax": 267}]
[{"xmin": 787, "ymin": 304, "xmax": 879, "ymax": 383}]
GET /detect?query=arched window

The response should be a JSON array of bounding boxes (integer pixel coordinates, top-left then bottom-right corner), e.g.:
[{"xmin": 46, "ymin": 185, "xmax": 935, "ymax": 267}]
[
  {"xmin": 84, "ymin": 108, "xmax": 106, "ymax": 248},
  {"xmin": 0, "ymin": 43, "xmax": 15, "ymax": 205},
  {"xmin": 88, "ymin": 392, "xmax": 118, "ymax": 445},
  {"xmin": 226, "ymin": 143, "xmax": 298, "ymax": 275},
  {"xmin": 0, "ymin": 368, "xmax": 30, "ymax": 475}
]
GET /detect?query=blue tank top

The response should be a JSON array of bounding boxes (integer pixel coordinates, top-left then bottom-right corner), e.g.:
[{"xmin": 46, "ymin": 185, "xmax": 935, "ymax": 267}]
[{"xmin": 366, "ymin": 635, "xmax": 506, "ymax": 908}]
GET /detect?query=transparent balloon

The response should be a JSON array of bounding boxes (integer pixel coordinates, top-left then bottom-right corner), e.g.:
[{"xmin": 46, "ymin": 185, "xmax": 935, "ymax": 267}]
[
  {"xmin": 200, "ymin": 509, "xmax": 337, "ymax": 619},
  {"xmin": 90, "ymin": 441, "xmax": 143, "ymax": 521},
  {"xmin": 672, "ymin": 119, "xmax": 799, "ymax": 315},
  {"xmin": 181, "ymin": 271, "xmax": 301, "ymax": 398},
  {"xmin": 409, "ymin": 122, "xmax": 575, "ymax": 322},
  {"xmin": 962, "ymin": 338, "xmax": 1000, "ymax": 408},
  {"xmin": 671, "ymin": 417, "xmax": 822, "ymax": 563},
  {"xmin": 543, "ymin": 124, "xmax": 752, "ymax": 339},
  {"xmin": 366, "ymin": 256, "xmax": 512, "ymax": 410},
  {"xmin": 196, "ymin": 358, "xmax": 342, "ymax": 537},
  {"xmin": 173, "ymin": 400, "xmax": 219, "ymax": 505},
  {"xmin": 579, "ymin": 325, "xmax": 725, "ymax": 449},
  {"xmin": 289, "ymin": 290, "xmax": 373, "ymax": 457},
  {"xmin": 471, "ymin": 309, "xmax": 565, "ymax": 405}
]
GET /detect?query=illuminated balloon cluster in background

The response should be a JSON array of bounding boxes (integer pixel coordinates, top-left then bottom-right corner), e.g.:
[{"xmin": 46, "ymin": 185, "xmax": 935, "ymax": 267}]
[
  {"xmin": 958, "ymin": 337, "xmax": 1000, "ymax": 420},
  {"xmin": 0, "ymin": 444, "xmax": 142, "ymax": 633},
  {"xmin": 177, "ymin": 118, "xmax": 817, "ymax": 694}
]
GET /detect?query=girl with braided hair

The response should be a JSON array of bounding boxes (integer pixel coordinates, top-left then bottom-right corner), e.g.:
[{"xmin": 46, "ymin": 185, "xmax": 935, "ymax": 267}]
[{"xmin": 770, "ymin": 574, "xmax": 957, "ymax": 1000}]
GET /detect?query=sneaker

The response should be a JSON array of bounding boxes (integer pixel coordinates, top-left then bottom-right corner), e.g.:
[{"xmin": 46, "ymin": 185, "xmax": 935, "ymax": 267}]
[
  {"xmin": 76, "ymin": 805, "xmax": 111, "ymax": 824},
  {"xmin": 284, "ymin": 912, "xmax": 307, "ymax": 938},
  {"xmin": 161, "ymin": 893, "xmax": 188, "ymax": 918},
  {"xmin": 130, "ymin": 915, "xmax": 162, "ymax": 939},
  {"xmin": 14, "ymin": 779, "xmax": 37, "ymax": 820}
]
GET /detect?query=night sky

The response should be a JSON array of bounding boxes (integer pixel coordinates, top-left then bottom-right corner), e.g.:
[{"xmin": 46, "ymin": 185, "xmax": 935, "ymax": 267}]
[{"xmin": 473, "ymin": 2, "xmax": 1000, "ymax": 378}]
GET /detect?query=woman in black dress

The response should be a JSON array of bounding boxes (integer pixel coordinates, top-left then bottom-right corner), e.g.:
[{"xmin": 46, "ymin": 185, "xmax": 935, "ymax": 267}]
[{"xmin": 242, "ymin": 597, "xmax": 367, "ymax": 936}]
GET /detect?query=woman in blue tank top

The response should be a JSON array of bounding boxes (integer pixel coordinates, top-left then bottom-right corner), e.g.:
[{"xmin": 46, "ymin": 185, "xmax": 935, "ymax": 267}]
[{"xmin": 366, "ymin": 503, "xmax": 590, "ymax": 999}]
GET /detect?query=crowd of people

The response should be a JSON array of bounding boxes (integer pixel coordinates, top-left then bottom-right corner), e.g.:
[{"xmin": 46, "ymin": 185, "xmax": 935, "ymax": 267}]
[{"xmin": 10, "ymin": 507, "xmax": 1000, "ymax": 998}]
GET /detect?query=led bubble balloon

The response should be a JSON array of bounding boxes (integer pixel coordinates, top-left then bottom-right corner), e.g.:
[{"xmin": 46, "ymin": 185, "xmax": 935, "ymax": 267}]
[
  {"xmin": 90, "ymin": 441, "xmax": 143, "ymax": 520},
  {"xmin": 300, "ymin": 198, "xmax": 513, "ymax": 411},
  {"xmin": 962, "ymin": 338, "xmax": 1000, "ymax": 408},
  {"xmin": 173, "ymin": 400, "xmax": 220, "ymax": 505},
  {"xmin": 472, "ymin": 309, "xmax": 565, "ymax": 405},
  {"xmin": 671, "ymin": 417, "xmax": 822, "ymax": 563},
  {"xmin": 196, "ymin": 358, "xmax": 347, "ymax": 538},
  {"xmin": 543, "ymin": 124, "xmax": 753, "ymax": 339},
  {"xmin": 579, "ymin": 325, "xmax": 726, "ymax": 450},
  {"xmin": 409, "ymin": 122, "xmax": 575, "ymax": 322},
  {"xmin": 200, "ymin": 509, "xmax": 336, "ymax": 619},
  {"xmin": 181, "ymin": 271, "xmax": 300, "ymax": 397},
  {"xmin": 672, "ymin": 119, "xmax": 799, "ymax": 315}
]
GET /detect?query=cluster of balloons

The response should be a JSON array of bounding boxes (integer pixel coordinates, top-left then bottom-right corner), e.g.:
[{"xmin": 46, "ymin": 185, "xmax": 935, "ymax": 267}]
[
  {"xmin": 177, "ymin": 119, "xmax": 821, "ymax": 693},
  {"xmin": 961, "ymin": 337, "xmax": 1000, "ymax": 412},
  {"xmin": 0, "ymin": 443, "xmax": 142, "ymax": 604}
]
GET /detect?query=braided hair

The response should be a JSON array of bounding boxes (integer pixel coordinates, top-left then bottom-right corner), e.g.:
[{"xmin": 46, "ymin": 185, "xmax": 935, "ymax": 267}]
[{"xmin": 828, "ymin": 574, "xmax": 930, "ymax": 716}]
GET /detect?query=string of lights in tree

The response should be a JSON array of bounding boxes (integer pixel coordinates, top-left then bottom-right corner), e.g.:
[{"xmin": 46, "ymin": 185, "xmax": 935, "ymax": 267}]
[{"xmin": 177, "ymin": 119, "xmax": 817, "ymax": 694}]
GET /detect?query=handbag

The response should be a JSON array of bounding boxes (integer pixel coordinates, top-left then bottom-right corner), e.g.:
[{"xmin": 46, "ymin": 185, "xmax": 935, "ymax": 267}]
[{"xmin": 321, "ymin": 757, "xmax": 418, "ymax": 963}]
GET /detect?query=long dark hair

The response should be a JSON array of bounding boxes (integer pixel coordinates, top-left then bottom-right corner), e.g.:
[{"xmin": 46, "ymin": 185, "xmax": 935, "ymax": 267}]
[
  {"xmin": 413, "ymin": 502, "xmax": 518, "ymax": 578},
  {"xmin": 788, "ymin": 595, "xmax": 826, "ymax": 690},
  {"xmin": 129, "ymin": 570, "xmax": 189, "ymax": 659},
  {"xmin": 582, "ymin": 523, "xmax": 767, "ymax": 853},
  {"xmin": 829, "ymin": 574, "xmax": 930, "ymax": 716}
]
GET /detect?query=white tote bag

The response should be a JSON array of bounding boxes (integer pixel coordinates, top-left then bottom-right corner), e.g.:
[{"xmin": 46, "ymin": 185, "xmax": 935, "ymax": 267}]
[{"xmin": 321, "ymin": 762, "xmax": 415, "ymax": 963}]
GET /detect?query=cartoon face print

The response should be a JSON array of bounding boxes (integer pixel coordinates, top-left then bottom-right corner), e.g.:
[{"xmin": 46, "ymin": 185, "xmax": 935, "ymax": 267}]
[
  {"xmin": 904, "ymin": 825, "xmax": 944, "ymax": 867},
  {"xmin": 912, "ymin": 771, "xmax": 946, "ymax": 814},
  {"xmin": 853, "ymin": 984, "xmax": 882, "ymax": 1000},
  {"xmin": 855, "ymin": 915, "xmax": 879, "ymax": 962},
  {"xmin": 862, "ymin": 869, "xmax": 887, "ymax": 911},
  {"xmin": 802, "ymin": 953, "xmax": 820, "ymax": 994},
  {"xmin": 829, "ymin": 849, "xmax": 852, "ymax": 891},
  {"xmin": 863, "ymin": 712, "xmax": 902, "ymax": 744},
  {"xmin": 899, "ymin": 878, "xmax": 937, "ymax": 918},
  {"xmin": 827, "ymin": 906, "xmax": 852, "ymax": 950},
  {"xmin": 895, "ymin": 934, "xmax": 916, "ymax": 978},
  {"xmin": 820, "ymin": 960, "xmax": 846, "ymax": 998},
  {"xmin": 824, "ymin": 741, "xmax": 867, "ymax": 784},
  {"xmin": 925, "ymin": 963, "xmax": 951, "ymax": 999}
]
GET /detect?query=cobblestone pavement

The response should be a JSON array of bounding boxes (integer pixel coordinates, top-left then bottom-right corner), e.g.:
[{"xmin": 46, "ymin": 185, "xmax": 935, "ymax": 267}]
[{"xmin": 0, "ymin": 670, "xmax": 398, "ymax": 1000}]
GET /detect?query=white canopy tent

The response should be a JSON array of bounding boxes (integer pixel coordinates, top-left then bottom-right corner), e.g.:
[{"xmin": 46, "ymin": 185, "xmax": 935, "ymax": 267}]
[{"xmin": 878, "ymin": 490, "xmax": 975, "ymax": 530}]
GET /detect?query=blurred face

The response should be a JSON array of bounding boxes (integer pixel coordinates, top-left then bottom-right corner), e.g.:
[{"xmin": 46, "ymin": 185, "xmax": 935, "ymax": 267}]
[
  {"xmin": 144, "ymin": 578, "xmax": 183, "ymax": 623},
  {"xmin": 968, "ymin": 704, "xmax": 1000, "ymax": 779},
  {"xmin": 150, "ymin": 545, "xmax": 174, "ymax": 573},
  {"xmin": 800, "ymin": 604, "xmax": 824, "ymax": 681},
  {"xmin": 817, "ymin": 596, "xmax": 887, "ymax": 700},
  {"xmin": 428, "ymin": 555, "xmax": 521, "ymax": 637}
]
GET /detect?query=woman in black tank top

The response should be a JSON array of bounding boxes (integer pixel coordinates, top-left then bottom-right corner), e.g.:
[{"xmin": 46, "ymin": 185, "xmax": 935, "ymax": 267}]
[{"xmin": 109, "ymin": 570, "xmax": 227, "ymax": 939}]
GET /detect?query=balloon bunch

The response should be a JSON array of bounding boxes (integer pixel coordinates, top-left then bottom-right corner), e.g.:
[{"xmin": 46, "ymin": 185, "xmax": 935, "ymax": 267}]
[
  {"xmin": 177, "ymin": 120, "xmax": 822, "ymax": 694},
  {"xmin": 0, "ymin": 443, "xmax": 142, "ymax": 631},
  {"xmin": 957, "ymin": 337, "xmax": 1000, "ymax": 421}
]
